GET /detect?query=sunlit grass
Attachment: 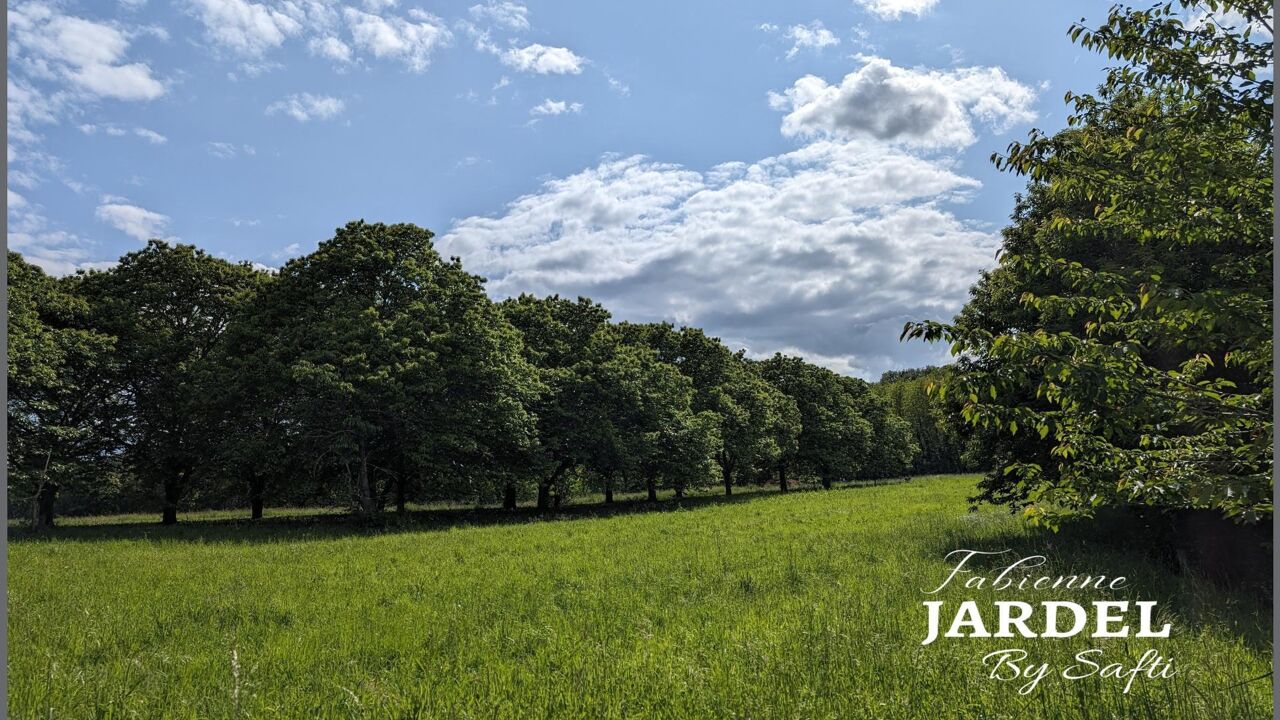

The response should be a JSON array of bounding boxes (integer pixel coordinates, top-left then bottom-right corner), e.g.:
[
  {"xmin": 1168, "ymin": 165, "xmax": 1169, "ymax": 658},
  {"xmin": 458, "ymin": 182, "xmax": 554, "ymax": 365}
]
[{"xmin": 8, "ymin": 475, "xmax": 1272, "ymax": 719}]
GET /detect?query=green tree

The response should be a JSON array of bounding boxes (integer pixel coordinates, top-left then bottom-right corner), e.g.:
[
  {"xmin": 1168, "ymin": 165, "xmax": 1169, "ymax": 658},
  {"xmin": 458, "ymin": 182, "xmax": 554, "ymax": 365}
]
[
  {"xmin": 268, "ymin": 221, "xmax": 540, "ymax": 519},
  {"xmin": 500, "ymin": 294, "xmax": 612, "ymax": 509},
  {"xmin": 875, "ymin": 367, "xmax": 968, "ymax": 475},
  {"xmin": 845, "ymin": 375, "xmax": 918, "ymax": 479},
  {"xmin": 757, "ymin": 355, "xmax": 873, "ymax": 490},
  {"xmin": 618, "ymin": 323, "xmax": 800, "ymax": 496},
  {"xmin": 7, "ymin": 253, "xmax": 121, "ymax": 527},
  {"xmin": 198, "ymin": 270, "xmax": 292, "ymax": 519},
  {"xmin": 905, "ymin": 0, "xmax": 1273, "ymax": 524},
  {"xmin": 76, "ymin": 241, "xmax": 260, "ymax": 524}
]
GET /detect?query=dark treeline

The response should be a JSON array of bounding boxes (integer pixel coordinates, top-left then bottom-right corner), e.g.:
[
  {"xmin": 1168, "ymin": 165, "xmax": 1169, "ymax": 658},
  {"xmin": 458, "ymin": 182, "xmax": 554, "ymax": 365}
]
[
  {"xmin": 8, "ymin": 223, "xmax": 930, "ymax": 526},
  {"xmin": 873, "ymin": 367, "xmax": 983, "ymax": 477}
]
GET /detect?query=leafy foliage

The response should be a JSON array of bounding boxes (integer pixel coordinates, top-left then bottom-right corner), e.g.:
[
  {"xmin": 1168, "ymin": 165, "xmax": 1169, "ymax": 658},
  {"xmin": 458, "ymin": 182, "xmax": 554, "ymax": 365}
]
[
  {"xmin": 10, "ymin": 225, "xmax": 918, "ymax": 523},
  {"xmin": 904, "ymin": 0, "xmax": 1273, "ymax": 524}
]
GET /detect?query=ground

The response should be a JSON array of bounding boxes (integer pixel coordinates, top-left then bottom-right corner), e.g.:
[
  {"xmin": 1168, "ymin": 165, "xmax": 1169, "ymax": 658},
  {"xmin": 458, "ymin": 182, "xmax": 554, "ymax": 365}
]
[{"xmin": 7, "ymin": 475, "xmax": 1273, "ymax": 719}]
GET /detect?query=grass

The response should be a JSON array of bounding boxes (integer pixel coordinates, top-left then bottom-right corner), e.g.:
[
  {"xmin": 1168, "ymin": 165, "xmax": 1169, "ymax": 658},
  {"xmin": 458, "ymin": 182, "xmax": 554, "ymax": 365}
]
[{"xmin": 7, "ymin": 475, "xmax": 1272, "ymax": 719}]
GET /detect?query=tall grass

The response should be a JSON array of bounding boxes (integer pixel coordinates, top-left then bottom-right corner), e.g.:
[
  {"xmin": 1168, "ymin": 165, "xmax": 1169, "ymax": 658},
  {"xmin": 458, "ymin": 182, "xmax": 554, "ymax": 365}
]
[{"xmin": 8, "ymin": 475, "xmax": 1272, "ymax": 719}]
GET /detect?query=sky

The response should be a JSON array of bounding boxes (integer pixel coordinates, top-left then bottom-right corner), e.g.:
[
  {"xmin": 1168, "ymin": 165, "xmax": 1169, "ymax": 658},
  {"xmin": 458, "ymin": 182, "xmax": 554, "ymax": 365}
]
[{"xmin": 7, "ymin": 0, "xmax": 1122, "ymax": 379}]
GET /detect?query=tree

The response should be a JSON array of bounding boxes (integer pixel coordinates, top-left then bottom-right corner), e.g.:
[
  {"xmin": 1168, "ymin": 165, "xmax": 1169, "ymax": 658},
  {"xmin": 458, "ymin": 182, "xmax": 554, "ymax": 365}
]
[
  {"xmin": 268, "ymin": 221, "xmax": 540, "ymax": 519},
  {"xmin": 199, "ymin": 271, "xmax": 292, "ymax": 520},
  {"xmin": 875, "ymin": 367, "xmax": 968, "ymax": 475},
  {"xmin": 844, "ymin": 375, "xmax": 918, "ymax": 479},
  {"xmin": 602, "ymin": 341, "xmax": 717, "ymax": 501},
  {"xmin": 7, "ymin": 254, "xmax": 121, "ymax": 527},
  {"xmin": 904, "ymin": 0, "xmax": 1273, "ymax": 525},
  {"xmin": 500, "ymin": 295, "xmax": 612, "ymax": 509},
  {"xmin": 618, "ymin": 323, "xmax": 800, "ymax": 496},
  {"xmin": 757, "ymin": 355, "xmax": 873, "ymax": 490},
  {"xmin": 76, "ymin": 241, "xmax": 260, "ymax": 524}
]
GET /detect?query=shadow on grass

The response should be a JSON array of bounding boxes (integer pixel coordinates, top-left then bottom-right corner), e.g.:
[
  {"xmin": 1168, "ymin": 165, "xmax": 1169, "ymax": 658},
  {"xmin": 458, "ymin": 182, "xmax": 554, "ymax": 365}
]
[{"xmin": 9, "ymin": 478, "xmax": 913, "ymax": 546}]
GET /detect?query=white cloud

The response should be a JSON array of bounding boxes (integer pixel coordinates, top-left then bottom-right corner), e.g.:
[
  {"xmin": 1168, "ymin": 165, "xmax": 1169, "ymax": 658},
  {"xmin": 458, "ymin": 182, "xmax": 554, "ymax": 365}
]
[
  {"xmin": 469, "ymin": 1, "xmax": 529, "ymax": 31},
  {"xmin": 343, "ymin": 7, "xmax": 452, "ymax": 72},
  {"xmin": 134, "ymin": 127, "xmax": 168, "ymax": 144},
  {"xmin": 856, "ymin": 0, "xmax": 941, "ymax": 20},
  {"xmin": 95, "ymin": 200, "xmax": 171, "ymax": 241},
  {"xmin": 309, "ymin": 35, "xmax": 353, "ymax": 63},
  {"xmin": 439, "ymin": 139, "xmax": 995, "ymax": 378},
  {"xmin": 8, "ymin": 189, "xmax": 104, "ymax": 275},
  {"xmin": 769, "ymin": 57, "xmax": 1037, "ymax": 148},
  {"xmin": 501, "ymin": 43, "xmax": 585, "ymax": 74},
  {"xmin": 272, "ymin": 242, "xmax": 301, "ymax": 259},
  {"xmin": 207, "ymin": 141, "xmax": 256, "ymax": 158},
  {"xmin": 783, "ymin": 21, "xmax": 840, "ymax": 59},
  {"xmin": 530, "ymin": 99, "xmax": 583, "ymax": 116},
  {"xmin": 266, "ymin": 93, "xmax": 346, "ymax": 121},
  {"xmin": 78, "ymin": 124, "xmax": 166, "ymax": 144},
  {"xmin": 187, "ymin": 0, "xmax": 303, "ymax": 57},
  {"xmin": 605, "ymin": 72, "xmax": 630, "ymax": 96},
  {"xmin": 8, "ymin": 6, "xmax": 165, "ymax": 101}
]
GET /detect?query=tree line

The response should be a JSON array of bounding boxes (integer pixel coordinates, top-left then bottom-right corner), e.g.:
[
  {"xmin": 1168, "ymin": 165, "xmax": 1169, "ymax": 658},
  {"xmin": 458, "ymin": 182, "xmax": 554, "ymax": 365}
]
[{"xmin": 8, "ymin": 225, "xmax": 927, "ymax": 527}]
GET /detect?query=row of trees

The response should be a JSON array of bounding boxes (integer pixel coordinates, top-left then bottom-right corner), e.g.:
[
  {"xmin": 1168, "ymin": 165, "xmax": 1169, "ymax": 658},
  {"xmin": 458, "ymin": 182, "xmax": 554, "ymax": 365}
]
[
  {"xmin": 905, "ymin": 0, "xmax": 1272, "ymax": 525},
  {"xmin": 8, "ymin": 224, "xmax": 920, "ymax": 526}
]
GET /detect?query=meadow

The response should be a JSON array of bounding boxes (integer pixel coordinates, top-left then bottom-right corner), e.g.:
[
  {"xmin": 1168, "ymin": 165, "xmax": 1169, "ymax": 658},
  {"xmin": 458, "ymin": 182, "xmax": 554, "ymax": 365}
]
[{"xmin": 8, "ymin": 475, "xmax": 1273, "ymax": 719}]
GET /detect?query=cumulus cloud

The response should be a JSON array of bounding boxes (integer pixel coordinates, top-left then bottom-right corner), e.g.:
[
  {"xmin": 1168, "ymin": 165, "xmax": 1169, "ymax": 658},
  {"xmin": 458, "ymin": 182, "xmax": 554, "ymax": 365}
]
[
  {"xmin": 266, "ymin": 92, "xmax": 346, "ymax": 121},
  {"xmin": 778, "ymin": 21, "xmax": 840, "ymax": 60},
  {"xmin": 469, "ymin": 1, "xmax": 529, "ymax": 31},
  {"xmin": 439, "ymin": 140, "xmax": 998, "ymax": 378},
  {"xmin": 501, "ymin": 43, "xmax": 585, "ymax": 74},
  {"xmin": 530, "ymin": 99, "xmax": 583, "ymax": 116},
  {"xmin": 187, "ymin": 0, "xmax": 304, "ymax": 57},
  {"xmin": 768, "ymin": 57, "xmax": 1037, "ymax": 148},
  {"xmin": 8, "ymin": 4, "xmax": 165, "ymax": 101},
  {"xmin": 95, "ymin": 200, "xmax": 171, "ymax": 241},
  {"xmin": 342, "ymin": 7, "xmax": 452, "ymax": 72},
  {"xmin": 309, "ymin": 35, "xmax": 353, "ymax": 63},
  {"xmin": 185, "ymin": 1, "xmax": 451, "ymax": 72},
  {"xmin": 856, "ymin": 0, "xmax": 941, "ymax": 20}
]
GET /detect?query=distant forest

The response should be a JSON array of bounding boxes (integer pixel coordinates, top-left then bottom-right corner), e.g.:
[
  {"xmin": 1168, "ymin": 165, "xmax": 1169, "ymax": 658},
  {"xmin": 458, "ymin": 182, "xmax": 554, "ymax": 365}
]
[{"xmin": 8, "ymin": 233, "xmax": 970, "ymax": 527}]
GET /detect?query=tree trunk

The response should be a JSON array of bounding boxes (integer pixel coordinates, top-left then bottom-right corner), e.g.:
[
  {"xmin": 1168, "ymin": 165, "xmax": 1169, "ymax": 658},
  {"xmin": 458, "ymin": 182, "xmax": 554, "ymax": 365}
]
[
  {"xmin": 604, "ymin": 475, "xmax": 614, "ymax": 504},
  {"xmin": 503, "ymin": 482, "xmax": 517, "ymax": 510},
  {"xmin": 356, "ymin": 445, "xmax": 376, "ymax": 519},
  {"xmin": 35, "ymin": 480, "xmax": 58, "ymax": 528},
  {"xmin": 778, "ymin": 465, "xmax": 788, "ymax": 493},
  {"xmin": 721, "ymin": 459, "xmax": 733, "ymax": 496},
  {"xmin": 162, "ymin": 475, "xmax": 182, "ymax": 525},
  {"xmin": 538, "ymin": 460, "xmax": 570, "ymax": 511},
  {"xmin": 646, "ymin": 478, "xmax": 657, "ymax": 502},
  {"xmin": 820, "ymin": 475, "xmax": 832, "ymax": 490},
  {"xmin": 249, "ymin": 474, "xmax": 265, "ymax": 520},
  {"xmin": 395, "ymin": 475, "xmax": 407, "ymax": 515},
  {"xmin": 674, "ymin": 485, "xmax": 684, "ymax": 500}
]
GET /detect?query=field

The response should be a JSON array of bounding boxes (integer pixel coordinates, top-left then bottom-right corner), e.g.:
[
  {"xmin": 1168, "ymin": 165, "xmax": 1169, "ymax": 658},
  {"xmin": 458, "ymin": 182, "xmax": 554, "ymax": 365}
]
[{"xmin": 8, "ymin": 475, "xmax": 1273, "ymax": 719}]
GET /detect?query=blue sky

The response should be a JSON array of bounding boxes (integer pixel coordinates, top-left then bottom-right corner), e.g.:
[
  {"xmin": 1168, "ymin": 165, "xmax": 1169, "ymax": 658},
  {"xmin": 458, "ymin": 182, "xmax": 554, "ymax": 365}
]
[{"xmin": 8, "ymin": 0, "xmax": 1120, "ymax": 378}]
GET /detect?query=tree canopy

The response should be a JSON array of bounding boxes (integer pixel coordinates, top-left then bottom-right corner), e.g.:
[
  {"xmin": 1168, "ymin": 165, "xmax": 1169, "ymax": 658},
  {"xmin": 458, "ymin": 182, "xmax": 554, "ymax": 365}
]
[
  {"xmin": 904, "ymin": 0, "xmax": 1273, "ymax": 525},
  {"xmin": 10, "ymin": 224, "xmax": 913, "ymax": 525}
]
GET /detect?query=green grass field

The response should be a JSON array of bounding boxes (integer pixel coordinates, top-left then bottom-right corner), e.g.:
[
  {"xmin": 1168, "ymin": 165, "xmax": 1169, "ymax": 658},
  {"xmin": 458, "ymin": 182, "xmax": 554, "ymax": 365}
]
[{"xmin": 8, "ymin": 475, "xmax": 1273, "ymax": 719}]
